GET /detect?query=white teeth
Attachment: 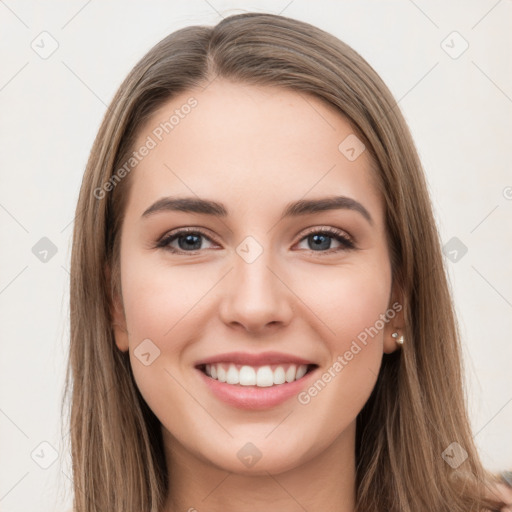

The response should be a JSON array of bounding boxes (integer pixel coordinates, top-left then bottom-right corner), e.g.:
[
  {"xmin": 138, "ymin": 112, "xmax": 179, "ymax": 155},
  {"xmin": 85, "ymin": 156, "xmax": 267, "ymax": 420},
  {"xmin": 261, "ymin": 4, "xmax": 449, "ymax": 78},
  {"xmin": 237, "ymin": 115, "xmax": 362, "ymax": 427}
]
[
  {"xmin": 239, "ymin": 365, "xmax": 256, "ymax": 386},
  {"xmin": 217, "ymin": 365, "xmax": 227, "ymax": 383},
  {"xmin": 296, "ymin": 365, "xmax": 308, "ymax": 379},
  {"xmin": 226, "ymin": 364, "xmax": 240, "ymax": 385},
  {"xmin": 285, "ymin": 365, "xmax": 296, "ymax": 383},
  {"xmin": 273, "ymin": 366, "xmax": 286, "ymax": 384},
  {"xmin": 203, "ymin": 363, "xmax": 311, "ymax": 387},
  {"xmin": 256, "ymin": 366, "xmax": 274, "ymax": 387}
]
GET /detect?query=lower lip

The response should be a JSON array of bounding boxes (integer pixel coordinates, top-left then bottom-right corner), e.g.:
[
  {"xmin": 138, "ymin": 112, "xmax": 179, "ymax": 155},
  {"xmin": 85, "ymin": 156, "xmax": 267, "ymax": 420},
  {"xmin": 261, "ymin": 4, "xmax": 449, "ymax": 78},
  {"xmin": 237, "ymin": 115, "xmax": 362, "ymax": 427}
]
[{"xmin": 196, "ymin": 367, "xmax": 318, "ymax": 410}]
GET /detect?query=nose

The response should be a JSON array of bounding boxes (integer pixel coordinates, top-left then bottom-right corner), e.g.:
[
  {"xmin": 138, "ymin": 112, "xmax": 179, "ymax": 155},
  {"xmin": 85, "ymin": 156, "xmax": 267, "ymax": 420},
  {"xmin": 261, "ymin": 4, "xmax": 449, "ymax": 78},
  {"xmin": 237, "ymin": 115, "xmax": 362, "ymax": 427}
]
[{"xmin": 218, "ymin": 248, "xmax": 294, "ymax": 334}]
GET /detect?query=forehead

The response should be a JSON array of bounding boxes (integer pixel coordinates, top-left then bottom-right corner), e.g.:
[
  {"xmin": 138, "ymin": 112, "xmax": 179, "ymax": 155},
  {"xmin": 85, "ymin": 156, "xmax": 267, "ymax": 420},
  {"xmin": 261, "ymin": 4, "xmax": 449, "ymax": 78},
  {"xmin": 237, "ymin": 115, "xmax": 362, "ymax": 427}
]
[{"xmin": 127, "ymin": 79, "xmax": 382, "ymax": 221}]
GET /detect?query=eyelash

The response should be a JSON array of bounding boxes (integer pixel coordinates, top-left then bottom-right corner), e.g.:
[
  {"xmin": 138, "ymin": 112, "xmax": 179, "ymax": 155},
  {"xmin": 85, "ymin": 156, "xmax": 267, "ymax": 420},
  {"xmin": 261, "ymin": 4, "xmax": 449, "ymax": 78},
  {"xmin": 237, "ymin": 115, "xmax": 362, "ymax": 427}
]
[{"xmin": 155, "ymin": 226, "xmax": 356, "ymax": 256}]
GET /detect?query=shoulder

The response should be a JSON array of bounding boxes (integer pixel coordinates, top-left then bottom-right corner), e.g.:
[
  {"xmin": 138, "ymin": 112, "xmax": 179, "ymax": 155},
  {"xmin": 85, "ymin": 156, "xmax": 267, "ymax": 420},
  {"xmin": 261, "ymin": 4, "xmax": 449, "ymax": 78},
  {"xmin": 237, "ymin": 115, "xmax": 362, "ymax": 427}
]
[
  {"xmin": 484, "ymin": 475, "xmax": 512, "ymax": 512},
  {"xmin": 495, "ymin": 481, "xmax": 512, "ymax": 511}
]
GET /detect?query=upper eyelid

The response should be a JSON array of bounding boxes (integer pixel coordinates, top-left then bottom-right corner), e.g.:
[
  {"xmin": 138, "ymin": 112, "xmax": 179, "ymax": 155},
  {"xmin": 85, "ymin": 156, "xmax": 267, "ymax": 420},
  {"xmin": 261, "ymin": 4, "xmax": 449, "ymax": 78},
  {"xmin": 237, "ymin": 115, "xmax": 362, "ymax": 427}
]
[
  {"xmin": 301, "ymin": 225, "xmax": 353, "ymax": 242},
  {"xmin": 159, "ymin": 227, "xmax": 219, "ymax": 245}
]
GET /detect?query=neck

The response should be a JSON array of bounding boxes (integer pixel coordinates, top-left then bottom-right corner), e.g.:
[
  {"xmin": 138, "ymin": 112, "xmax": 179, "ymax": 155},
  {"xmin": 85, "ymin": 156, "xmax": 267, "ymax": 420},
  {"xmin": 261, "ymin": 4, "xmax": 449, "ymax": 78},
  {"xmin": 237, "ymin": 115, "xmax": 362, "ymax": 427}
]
[{"xmin": 162, "ymin": 421, "xmax": 357, "ymax": 512}]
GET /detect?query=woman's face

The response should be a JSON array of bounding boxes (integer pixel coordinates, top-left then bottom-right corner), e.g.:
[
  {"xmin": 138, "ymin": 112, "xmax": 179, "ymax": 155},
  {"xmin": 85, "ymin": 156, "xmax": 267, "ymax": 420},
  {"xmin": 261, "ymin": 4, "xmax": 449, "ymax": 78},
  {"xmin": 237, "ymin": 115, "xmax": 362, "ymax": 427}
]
[{"xmin": 111, "ymin": 79, "xmax": 402, "ymax": 475}]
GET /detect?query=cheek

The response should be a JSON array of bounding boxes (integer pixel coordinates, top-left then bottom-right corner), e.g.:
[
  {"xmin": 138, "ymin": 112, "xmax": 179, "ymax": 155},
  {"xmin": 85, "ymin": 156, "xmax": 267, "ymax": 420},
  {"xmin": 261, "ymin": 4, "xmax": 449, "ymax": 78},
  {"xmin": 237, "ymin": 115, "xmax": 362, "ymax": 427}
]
[
  {"xmin": 121, "ymin": 254, "xmax": 206, "ymax": 346},
  {"xmin": 333, "ymin": 274, "xmax": 389, "ymax": 350},
  {"xmin": 297, "ymin": 258, "xmax": 391, "ymax": 348},
  {"xmin": 118, "ymin": 254, "xmax": 201, "ymax": 395},
  {"xmin": 293, "ymin": 260, "xmax": 390, "ymax": 410}
]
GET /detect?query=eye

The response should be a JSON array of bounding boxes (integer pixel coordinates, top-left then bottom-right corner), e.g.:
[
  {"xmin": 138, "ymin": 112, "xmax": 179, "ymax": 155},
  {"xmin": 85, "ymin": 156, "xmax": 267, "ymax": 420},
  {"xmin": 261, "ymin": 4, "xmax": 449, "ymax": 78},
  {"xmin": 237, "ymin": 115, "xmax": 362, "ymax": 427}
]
[
  {"xmin": 155, "ymin": 226, "xmax": 355, "ymax": 255},
  {"xmin": 295, "ymin": 227, "xmax": 355, "ymax": 254},
  {"xmin": 156, "ymin": 228, "xmax": 218, "ymax": 254}
]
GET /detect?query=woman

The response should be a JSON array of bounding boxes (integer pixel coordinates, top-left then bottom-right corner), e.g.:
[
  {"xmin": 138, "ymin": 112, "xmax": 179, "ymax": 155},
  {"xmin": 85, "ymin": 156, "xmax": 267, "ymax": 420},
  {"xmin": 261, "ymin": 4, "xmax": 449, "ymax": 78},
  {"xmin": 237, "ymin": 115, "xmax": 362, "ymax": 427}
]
[{"xmin": 63, "ymin": 12, "xmax": 509, "ymax": 512}]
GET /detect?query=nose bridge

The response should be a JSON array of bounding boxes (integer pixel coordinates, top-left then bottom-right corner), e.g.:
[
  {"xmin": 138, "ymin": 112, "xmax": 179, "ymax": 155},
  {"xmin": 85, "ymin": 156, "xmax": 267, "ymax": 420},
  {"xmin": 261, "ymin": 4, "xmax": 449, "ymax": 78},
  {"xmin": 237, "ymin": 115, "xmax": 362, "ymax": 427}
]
[
  {"xmin": 218, "ymin": 234, "xmax": 293, "ymax": 331},
  {"xmin": 233, "ymin": 234, "xmax": 281, "ymax": 305},
  {"xmin": 235, "ymin": 249, "xmax": 276, "ymax": 300}
]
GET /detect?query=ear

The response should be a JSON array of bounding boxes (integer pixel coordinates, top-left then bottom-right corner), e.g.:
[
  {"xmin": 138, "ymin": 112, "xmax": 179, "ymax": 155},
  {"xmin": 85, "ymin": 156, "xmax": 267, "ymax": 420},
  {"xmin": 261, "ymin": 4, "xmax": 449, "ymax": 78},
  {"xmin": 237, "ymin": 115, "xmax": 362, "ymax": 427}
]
[
  {"xmin": 105, "ymin": 263, "xmax": 129, "ymax": 352},
  {"xmin": 382, "ymin": 280, "xmax": 406, "ymax": 354}
]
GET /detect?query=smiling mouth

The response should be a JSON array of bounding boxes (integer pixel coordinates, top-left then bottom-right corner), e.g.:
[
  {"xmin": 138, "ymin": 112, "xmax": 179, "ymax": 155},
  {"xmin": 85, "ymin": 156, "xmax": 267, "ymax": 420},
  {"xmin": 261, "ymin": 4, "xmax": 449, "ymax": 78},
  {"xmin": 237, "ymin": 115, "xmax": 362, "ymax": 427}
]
[{"xmin": 196, "ymin": 363, "xmax": 318, "ymax": 388}]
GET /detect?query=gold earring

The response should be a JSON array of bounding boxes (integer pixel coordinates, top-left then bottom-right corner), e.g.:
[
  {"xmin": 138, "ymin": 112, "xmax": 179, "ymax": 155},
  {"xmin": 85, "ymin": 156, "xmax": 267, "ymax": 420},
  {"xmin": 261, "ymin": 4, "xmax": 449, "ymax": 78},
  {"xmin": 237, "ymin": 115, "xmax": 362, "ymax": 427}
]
[{"xmin": 391, "ymin": 332, "xmax": 404, "ymax": 345}]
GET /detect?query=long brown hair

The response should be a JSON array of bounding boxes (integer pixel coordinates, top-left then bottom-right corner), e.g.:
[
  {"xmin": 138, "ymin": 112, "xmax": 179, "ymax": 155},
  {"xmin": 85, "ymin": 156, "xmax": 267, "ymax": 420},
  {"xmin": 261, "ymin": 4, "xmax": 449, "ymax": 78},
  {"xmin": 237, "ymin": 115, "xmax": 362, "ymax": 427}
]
[{"xmin": 63, "ymin": 12, "xmax": 506, "ymax": 512}]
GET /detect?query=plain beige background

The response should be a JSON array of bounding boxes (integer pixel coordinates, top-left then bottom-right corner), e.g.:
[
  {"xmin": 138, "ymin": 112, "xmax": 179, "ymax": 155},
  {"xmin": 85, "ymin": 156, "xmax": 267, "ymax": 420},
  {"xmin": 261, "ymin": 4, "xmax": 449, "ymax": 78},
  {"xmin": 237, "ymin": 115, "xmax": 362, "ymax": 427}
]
[{"xmin": 0, "ymin": 1, "xmax": 511, "ymax": 511}]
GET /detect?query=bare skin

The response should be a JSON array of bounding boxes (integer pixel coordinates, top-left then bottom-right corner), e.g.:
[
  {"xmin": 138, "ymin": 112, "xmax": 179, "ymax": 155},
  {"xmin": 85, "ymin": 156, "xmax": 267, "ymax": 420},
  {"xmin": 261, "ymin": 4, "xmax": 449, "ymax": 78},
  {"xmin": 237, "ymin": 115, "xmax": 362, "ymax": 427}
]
[
  {"xmin": 487, "ymin": 480, "xmax": 512, "ymax": 512},
  {"xmin": 110, "ymin": 79, "xmax": 404, "ymax": 512}
]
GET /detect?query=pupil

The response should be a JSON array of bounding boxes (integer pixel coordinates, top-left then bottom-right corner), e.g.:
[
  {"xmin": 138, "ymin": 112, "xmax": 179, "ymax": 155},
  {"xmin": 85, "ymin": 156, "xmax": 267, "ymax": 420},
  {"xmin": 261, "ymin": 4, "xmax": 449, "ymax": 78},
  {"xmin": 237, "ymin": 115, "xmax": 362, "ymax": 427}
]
[
  {"xmin": 311, "ymin": 234, "xmax": 330, "ymax": 251},
  {"xmin": 179, "ymin": 234, "xmax": 201, "ymax": 250}
]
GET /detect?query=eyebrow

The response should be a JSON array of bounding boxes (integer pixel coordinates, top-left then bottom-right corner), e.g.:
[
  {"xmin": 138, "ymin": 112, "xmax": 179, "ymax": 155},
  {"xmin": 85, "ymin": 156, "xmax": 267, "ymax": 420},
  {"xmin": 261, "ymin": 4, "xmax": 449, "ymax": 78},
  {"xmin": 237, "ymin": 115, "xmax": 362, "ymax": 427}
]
[{"xmin": 141, "ymin": 195, "xmax": 373, "ymax": 225}]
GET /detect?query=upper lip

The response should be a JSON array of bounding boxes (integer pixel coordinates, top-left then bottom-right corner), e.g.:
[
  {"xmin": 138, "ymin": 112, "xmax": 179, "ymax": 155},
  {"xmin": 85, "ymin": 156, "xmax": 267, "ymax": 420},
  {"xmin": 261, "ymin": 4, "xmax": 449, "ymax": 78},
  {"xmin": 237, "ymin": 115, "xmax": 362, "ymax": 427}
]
[{"xmin": 194, "ymin": 351, "xmax": 317, "ymax": 367}]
